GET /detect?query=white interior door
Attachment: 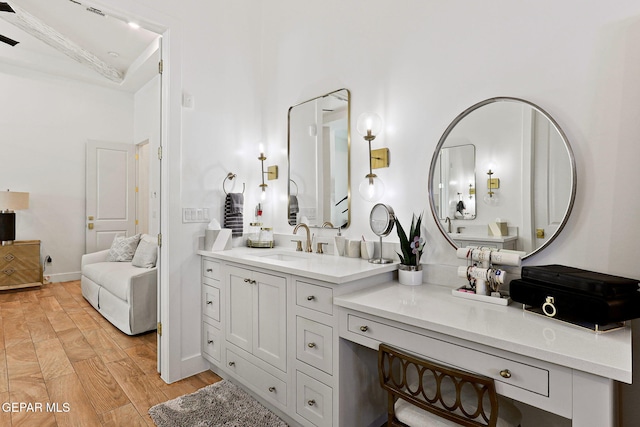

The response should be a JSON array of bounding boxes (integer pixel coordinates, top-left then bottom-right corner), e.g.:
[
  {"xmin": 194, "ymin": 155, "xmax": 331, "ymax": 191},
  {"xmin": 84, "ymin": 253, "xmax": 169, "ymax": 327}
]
[{"xmin": 86, "ymin": 140, "xmax": 136, "ymax": 253}]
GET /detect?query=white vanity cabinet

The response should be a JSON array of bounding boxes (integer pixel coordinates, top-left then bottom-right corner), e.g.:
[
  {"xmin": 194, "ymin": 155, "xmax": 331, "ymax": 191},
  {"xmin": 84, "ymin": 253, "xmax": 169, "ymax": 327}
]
[
  {"xmin": 294, "ymin": 279, "xmax": 336, "ymax": 427},
  {"xmin": 197, "ymin": 247, "xmax": 397, "ymax": 426},
  {"xmin": 225, "ymin": 264, "xmax": 287, "ymax": 372},
  {"xmin": 201, "ymin": 258, "xmax": 223, "ymax": 365}
]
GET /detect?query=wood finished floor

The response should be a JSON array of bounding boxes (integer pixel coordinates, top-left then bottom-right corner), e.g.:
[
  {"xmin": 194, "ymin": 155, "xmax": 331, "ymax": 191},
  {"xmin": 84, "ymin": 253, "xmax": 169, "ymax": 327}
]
[{"xmin": 0, "ymin": 280, "xmax": 221, "ymax": 426}]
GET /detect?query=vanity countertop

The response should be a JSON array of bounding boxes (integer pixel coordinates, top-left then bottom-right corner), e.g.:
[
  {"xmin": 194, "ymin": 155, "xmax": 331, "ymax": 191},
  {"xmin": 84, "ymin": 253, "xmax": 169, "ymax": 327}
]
[
  {"xmin": 334, "ymin": 282, "xmax": 632, "ymax": 383},
  {"xmin": 197, "ymin": 247, "xmax": 398, "ymax": 284}
]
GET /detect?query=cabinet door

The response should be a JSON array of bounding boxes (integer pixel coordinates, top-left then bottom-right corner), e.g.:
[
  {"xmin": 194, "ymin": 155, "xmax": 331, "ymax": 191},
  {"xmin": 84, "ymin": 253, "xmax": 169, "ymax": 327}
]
[
  {"xmin": 253, "ymin": 270, "xmax": 287, "ymax": 372},
  {"xmin": 225, "ymin": 266, "xmax": 253, "ymax": 353}
]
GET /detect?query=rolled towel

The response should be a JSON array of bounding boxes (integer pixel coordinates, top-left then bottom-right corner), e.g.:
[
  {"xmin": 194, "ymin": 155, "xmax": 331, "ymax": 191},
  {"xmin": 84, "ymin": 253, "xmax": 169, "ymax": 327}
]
[{"xmin": 289, "ymin": 195, "xmax": 299, "ymax": 214}]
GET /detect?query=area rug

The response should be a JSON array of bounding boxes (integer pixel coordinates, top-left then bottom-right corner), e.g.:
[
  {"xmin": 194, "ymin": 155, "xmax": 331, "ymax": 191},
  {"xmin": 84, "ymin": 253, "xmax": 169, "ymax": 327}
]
[{"xmin": 149, "ymin": 379, "xmax": 289, "ymax": 427}]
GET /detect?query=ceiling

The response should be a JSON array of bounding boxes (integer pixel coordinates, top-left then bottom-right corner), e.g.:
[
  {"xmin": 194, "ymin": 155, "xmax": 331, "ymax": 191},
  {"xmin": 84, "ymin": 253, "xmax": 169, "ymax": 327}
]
[{"xmin": 0, "ymin": 0, "xmax": 161, "ymax": 93}]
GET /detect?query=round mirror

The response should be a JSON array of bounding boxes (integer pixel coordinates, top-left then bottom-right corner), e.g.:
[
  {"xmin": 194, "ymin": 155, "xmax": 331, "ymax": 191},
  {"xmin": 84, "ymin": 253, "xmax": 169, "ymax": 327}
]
[
  {"xmin": 369, "ymin": 203, "xmax": 395, "ymax": 264},
  {"xmin": 428, "ymin": 97, "xmax": 576, "ymax": 259}
]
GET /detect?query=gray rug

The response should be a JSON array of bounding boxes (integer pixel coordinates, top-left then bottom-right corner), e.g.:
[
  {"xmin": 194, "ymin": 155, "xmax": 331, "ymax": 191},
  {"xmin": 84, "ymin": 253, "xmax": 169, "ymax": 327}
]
[{"xmin": 149, "ymin": 380, "xmax": 288, "ymax": 427}]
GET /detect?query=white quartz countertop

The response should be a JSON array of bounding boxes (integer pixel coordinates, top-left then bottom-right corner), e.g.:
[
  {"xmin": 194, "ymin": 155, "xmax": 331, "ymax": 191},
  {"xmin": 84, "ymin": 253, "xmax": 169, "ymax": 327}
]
[
  {"xmin": 334, "ymin": 282, "xmax": 632, "ymax": 383},
  {"xmin": 197, "ymin": 247, "xmax": 398, "ymax": 284}
]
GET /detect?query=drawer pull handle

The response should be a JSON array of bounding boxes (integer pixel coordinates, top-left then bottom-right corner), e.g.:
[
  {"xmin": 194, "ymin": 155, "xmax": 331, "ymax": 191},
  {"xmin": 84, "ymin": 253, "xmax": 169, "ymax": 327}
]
[
  {"xmin": 206, "ymin": 301, "xmax": 213, "ymax": 305},
  {"xmin": 207, "ymin": 340, "xmax": 214, "ymax": 344},
  {"xmin": 228, "ymin": 361, "xmax": 235, "ymax": 367},
  {"xmin": 307, "ymin": 295, "xmax": 315, "ymax": 301},
  {"xmin": 307, "ymin": 399, "xmax": 316, "ymax": 406},
  {"xmin": 244, "ymin": 278, "xmax": 251, "ymax": 283},
  {"xmin": 307, "ymin": 342, "xmax": 316, "ymax": 348},
  {"xmin": 360, "ymin": 326, "xmax": 368, "ymax": 332},
  {"xmin": 206, "ymin": 268, "xmax": 213, "ymax": 272},
  {"xmin": 268, "ymin": 386, "xmax": 276, "ymax": 392},
  {"xmin": 500, "ymin": 369, "xmax": 512, "ymax": 379}
]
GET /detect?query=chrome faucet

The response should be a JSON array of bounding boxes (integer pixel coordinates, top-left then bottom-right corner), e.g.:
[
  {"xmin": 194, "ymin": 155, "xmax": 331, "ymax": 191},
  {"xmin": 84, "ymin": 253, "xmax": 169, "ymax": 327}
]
[
  {"xmin": 293, "ymin": 223, "xmax": 312, "ymax": 252},
  {"xmin": 445, "ymin": 217, "xmax": 452, "ymax": 233}
]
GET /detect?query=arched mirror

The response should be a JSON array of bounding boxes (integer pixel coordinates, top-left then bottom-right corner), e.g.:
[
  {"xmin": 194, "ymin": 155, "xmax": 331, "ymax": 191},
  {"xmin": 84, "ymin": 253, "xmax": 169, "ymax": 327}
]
[
  {"xmin": 288, "ymin": 89, "xmax": 350, "ymax": 228},
  {"xmin": 428, "ymin": 97, "xmax": 576, "ymax": 259}
]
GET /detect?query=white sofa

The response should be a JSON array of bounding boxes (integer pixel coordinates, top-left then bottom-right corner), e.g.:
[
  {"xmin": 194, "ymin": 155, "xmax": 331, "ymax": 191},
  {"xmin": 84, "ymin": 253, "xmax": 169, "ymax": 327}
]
[{"xmin": 81, "ymin": 234, "xmax": 157, "ymax": 335}]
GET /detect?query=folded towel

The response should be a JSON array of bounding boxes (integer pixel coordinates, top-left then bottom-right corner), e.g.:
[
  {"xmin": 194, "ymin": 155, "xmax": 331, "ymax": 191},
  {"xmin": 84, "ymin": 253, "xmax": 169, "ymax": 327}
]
[
  {"xmin": 229, "ymin": 193, "xmax": 244, "ymax": 214},
  {"xmin": 224, "ymin": 193, "xmax": 244, "ymax": 236}
]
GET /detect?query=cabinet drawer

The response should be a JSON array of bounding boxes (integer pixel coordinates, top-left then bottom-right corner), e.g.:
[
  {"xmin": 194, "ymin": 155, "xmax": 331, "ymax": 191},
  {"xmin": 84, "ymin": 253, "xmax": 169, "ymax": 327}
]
[
  {"xmin": 297, "ymin": 281, "xmax": 333, "ymax": 315},
  {"xmin": 202, "ymin": 258, "xmax": 221, "ymax": 280},
  {"xmin": 296, "ymin": 371, "xmax": 333, "ymax": 427},
  {"xmin": 347, "ymin": 314, "xmax": 549, "ymax": 396},
  {"xmin": 296, "ymin": 317, "xmax": 333, "ymax": 375},
  {"xmin": 202, "ymin": 284, "xmax": 220, "ymax": 322},
  {"xmin": 226, "ymin": 349, "xmax": 287, "ymax": 407},
  {"xmin": 0, "ymin": 244, "xmax": 39, "ymax": 270},
  {"xmin": 0, "ymin": 269, "xmax": 41, "ymax": 286},
  {"xmin": 202, "ymin": 322, "xmax": 221, "ymax": 362}
]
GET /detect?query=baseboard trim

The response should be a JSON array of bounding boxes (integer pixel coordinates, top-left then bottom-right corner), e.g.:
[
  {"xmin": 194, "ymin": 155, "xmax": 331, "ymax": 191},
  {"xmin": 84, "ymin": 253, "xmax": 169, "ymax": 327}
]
[
  {"xmin": 179, "ymin": 353, "xmax": 208, "ymax": 381},
  {"xmin": 48, "ymin": 271, "xmax": 81, "ymax": 283}
]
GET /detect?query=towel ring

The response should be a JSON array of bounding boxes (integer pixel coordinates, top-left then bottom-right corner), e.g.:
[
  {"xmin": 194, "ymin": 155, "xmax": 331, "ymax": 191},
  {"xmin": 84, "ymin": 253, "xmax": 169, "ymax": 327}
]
[
  {"xmin": 223, "ymin": 172, "xmax": 245, "ymax": 195},
  {"xmin": 290, "ymin": 179, "xmax": 298, "ymax": 196}
]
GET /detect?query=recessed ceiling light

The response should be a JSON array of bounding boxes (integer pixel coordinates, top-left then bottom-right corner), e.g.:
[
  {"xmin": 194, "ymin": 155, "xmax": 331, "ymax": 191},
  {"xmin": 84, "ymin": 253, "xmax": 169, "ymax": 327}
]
[
  {"xmin": 128, "ymin": 22, "xmax": 140, "ymax": 29},
  {"xmin": 108, "ymin": 51, "xmax": 119, "ymax": 58}
]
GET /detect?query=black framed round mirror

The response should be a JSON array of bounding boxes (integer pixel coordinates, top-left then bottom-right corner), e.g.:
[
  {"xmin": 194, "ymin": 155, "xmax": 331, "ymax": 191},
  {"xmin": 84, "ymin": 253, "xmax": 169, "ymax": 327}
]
[{"xmin": 428, "ymin": 97, "xmax": 576, "ymax": 259}]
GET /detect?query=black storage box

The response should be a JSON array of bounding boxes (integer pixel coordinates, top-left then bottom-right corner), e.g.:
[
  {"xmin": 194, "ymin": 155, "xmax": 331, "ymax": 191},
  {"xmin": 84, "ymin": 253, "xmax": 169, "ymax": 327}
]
[{"xmin": 511, "ymin": 265, "xmax": 640, "ymax": 325}]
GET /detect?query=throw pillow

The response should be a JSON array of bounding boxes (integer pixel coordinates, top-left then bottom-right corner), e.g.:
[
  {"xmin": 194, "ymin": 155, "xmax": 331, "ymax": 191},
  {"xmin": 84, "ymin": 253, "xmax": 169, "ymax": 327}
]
[
  {"xmin": 106, "ymin": 234, "xmax": 141, "ymax": 262},
  {"xmin": 131, "ymin": 239, "xmax": 158, "ymax": 268}
]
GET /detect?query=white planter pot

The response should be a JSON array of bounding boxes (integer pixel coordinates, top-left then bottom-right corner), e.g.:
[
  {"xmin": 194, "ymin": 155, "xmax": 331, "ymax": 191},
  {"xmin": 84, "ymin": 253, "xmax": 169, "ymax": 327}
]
[{"xmin": 398, "ymin": 265, "xmax": 423, "ymax": 286}]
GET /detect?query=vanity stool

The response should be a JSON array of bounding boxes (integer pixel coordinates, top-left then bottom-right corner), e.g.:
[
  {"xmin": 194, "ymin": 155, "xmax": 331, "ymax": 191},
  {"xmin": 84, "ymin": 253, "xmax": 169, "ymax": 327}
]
[{"xmin": 378, "ymin": 344, "xmax": 522, "ymax": 427}]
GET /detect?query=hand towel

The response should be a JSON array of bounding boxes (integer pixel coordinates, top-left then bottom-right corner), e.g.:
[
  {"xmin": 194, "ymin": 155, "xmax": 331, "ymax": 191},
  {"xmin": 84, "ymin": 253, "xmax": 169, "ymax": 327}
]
[
  {"xmin": 289, "ymin": 195, "xmax": 299, "ymax": 224},
  {"xmin": 229, "ymin": 192, "xmax": 244, "ymax": 214},
  {"xmin": 224, "ymin": 193, "xmax": 244, "ymax": 236}
]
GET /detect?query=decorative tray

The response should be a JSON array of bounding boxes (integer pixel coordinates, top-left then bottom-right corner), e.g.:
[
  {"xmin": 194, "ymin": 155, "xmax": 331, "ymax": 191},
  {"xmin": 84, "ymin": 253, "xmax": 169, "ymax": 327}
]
[{"xmin": 247, "ymin": 239, "xmax": 275, "ymax": 248}]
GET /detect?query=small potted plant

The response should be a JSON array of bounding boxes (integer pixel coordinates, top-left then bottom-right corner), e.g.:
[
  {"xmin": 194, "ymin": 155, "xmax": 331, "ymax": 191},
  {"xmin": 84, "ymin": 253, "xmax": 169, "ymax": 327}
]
[{"xmin": 395, "ymin": 212, "xmax": 425, "ymax": 285}]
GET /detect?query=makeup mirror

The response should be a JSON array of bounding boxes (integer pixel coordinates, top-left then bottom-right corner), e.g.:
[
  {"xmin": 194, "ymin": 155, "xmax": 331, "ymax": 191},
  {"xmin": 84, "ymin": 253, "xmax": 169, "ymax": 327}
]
[{"xmin": 369, "ymin": 203, "xmax": 395, "ymax": 264}]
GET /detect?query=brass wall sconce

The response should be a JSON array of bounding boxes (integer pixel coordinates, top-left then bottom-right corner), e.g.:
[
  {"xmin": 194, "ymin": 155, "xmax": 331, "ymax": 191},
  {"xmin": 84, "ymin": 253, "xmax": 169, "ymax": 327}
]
[
  {"xmin": 356, "ymin": 112, "xmax": 389, "ymax": 202},
  {"xmin": 483, "ymin": 169, "xmax": 500, "ymax": 205},
  {"xmin": 258, "ymin": 145, "xmax": 278, "ymax": 201}
]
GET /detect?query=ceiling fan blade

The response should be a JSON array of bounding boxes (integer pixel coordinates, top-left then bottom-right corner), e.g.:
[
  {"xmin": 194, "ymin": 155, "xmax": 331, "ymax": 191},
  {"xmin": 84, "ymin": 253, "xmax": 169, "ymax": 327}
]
[
  {"xmin": 0, "ymin": 33, "xmax": 18, "ymax": 46},
  {"xmin": 0, "ymin": 3, "xmax": 15, "ymax": 13}
]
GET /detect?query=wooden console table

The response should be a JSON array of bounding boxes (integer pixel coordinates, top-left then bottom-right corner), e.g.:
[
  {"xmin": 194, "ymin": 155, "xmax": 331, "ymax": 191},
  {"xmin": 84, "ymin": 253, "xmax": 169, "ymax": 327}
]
[
  {"xmin": 0, "ymin": 240, "xmax": 42, "ymax": 290},
  {"xmin": 335, "ymin": 282, "xmax": 631, "ymax": 427}
]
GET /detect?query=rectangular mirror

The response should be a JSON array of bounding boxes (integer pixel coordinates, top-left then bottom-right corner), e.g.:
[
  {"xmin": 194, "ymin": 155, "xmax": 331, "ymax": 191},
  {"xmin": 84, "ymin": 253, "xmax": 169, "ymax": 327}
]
[
  {"xmin": 288, "ymin": 89, "xmax": 350, "ymax": 228},
  {"xmin": 434, "ymin": 144, "xmax": 476, "ymax": 220}
]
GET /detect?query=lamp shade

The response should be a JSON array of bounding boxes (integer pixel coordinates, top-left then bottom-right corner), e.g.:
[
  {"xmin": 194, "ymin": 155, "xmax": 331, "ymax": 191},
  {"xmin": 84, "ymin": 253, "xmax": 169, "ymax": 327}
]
[
  {"xmin": 0, "ymin": 191, "xmax": 29, "ymax": 211},
  {"xmin": 356, "ymin": 112, "xmax": 383, "ymax": 138}
]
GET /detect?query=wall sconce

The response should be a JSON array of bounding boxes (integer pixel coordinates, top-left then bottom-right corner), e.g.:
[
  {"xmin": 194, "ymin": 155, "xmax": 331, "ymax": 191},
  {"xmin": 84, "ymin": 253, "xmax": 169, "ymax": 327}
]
[
  {"xmin": 356, "ymin": 112, "xmax": 389, "ymax": 202},
  {"xmin": 0, "ymin": 190, "xmax": 29, "ymax": 245},
  {"xmin": 258, "ymin": 144, "xmax": 278, "ymax": 201},
  {"xmin": 483, "ymin": 169, "xmax": 500, "ymax": 205}
]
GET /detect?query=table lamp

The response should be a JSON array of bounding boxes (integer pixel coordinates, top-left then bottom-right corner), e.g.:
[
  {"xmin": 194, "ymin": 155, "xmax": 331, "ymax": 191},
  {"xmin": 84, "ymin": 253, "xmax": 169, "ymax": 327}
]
[{"xmin": 0, "ymin": 190, "xmax": 29, "ymax": 245}]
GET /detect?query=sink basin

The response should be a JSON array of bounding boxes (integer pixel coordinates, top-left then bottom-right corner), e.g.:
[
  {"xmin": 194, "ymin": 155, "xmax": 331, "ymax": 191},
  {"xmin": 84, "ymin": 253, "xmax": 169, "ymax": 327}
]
[{"xmin": 255, "ymin": 252, "xmax": 309, "ymax": 262}]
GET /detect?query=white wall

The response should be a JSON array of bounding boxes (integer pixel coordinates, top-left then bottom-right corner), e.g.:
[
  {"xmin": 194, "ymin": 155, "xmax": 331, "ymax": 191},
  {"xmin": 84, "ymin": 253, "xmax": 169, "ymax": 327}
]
[{"xmin": 0, "ymin": 64, "xmax": 133, "ymax": 281}]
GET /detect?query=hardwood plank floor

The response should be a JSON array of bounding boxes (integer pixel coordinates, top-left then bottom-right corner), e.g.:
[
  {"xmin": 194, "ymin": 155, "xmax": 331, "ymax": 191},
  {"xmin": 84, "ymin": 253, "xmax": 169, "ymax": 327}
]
[{"xmin": 0, "ymin": 280, "xmax": 222, "ymax": 426}]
